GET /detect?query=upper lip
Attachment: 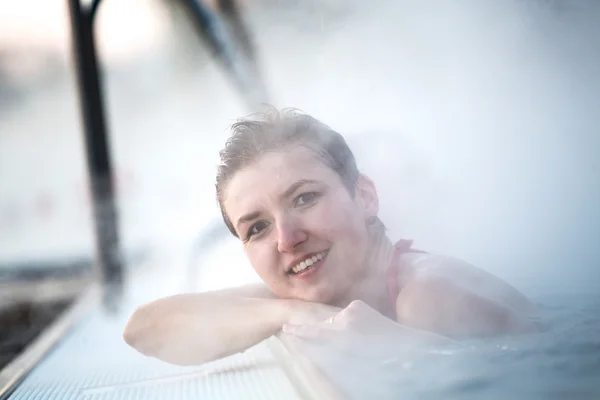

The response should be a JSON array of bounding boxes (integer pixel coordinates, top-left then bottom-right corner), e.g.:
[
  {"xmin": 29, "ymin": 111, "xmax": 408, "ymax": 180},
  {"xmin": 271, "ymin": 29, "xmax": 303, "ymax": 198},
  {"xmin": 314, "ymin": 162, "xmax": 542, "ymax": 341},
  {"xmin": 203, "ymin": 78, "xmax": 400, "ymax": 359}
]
[{"xmin": 286, "ymin": 250, "xmax": 328, "ymax": 273}]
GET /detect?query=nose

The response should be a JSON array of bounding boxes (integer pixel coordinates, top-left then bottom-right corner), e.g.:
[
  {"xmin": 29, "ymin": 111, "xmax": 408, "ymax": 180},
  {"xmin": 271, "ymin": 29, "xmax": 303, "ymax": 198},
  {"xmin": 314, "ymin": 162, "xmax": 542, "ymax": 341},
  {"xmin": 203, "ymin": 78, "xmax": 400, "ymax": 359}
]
[{"xmin": 276, "ymin": 217, "xmax": 307, "ymax": 253}]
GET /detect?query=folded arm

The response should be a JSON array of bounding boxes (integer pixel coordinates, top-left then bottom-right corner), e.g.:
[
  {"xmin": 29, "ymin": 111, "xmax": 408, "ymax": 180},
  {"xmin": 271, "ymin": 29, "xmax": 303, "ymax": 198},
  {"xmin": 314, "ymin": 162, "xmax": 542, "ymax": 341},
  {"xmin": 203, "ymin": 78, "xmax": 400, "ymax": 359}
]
[{"xmin": 123, "ymin": 284, "xmax": 339, "ymax": 365}]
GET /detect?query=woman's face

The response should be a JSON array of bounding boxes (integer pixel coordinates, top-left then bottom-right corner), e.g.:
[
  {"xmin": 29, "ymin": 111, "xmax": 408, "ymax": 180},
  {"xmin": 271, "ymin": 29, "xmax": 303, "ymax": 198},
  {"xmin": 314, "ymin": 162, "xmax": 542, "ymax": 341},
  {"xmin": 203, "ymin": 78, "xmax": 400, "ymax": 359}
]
[{"xmin": 222, "ymin": 145, "xmax": 379, "ymax": 304}]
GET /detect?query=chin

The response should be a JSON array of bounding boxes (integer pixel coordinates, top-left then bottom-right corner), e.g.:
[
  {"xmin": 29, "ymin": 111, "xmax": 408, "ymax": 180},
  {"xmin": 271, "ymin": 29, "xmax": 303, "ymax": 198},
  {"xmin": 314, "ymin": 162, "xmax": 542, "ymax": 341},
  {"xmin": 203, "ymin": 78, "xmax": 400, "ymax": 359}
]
[{"xmin": 303, "ymin": 285, "xmax": 340, "ymax": 305}]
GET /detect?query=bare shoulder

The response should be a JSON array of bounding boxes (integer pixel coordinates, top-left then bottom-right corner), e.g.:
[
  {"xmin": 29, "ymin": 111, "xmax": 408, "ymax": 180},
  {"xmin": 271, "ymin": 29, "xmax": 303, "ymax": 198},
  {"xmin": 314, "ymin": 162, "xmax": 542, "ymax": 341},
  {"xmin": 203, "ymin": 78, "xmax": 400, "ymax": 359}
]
[
  {"xmin": 395, "ymin": 272, "xmax": 538, "ymax": 338},
  {"xmin": 398, "ymin": 253, "xmax": 535, "ymax": 314},
  {"xmin": 394, "ymin": 253, "xmax": 538, "ymax": 338}
]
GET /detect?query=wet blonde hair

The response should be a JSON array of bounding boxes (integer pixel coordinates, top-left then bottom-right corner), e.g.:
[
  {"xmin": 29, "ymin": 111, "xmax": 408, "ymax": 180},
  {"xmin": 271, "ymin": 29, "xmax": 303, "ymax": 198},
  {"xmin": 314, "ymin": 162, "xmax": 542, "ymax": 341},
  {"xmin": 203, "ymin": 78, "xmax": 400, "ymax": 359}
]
[{"xmin": 216, "ymin": 107, "xmax": 385, "ymax": 237}]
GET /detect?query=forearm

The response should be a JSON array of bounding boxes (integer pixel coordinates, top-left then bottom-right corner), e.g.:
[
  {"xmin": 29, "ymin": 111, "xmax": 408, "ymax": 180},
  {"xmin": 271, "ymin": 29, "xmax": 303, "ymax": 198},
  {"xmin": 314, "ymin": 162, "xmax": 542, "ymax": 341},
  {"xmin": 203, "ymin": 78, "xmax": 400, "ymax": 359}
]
[{"xmin": 124, "ymin": 293, "xmax": 292, "ymax": 365}]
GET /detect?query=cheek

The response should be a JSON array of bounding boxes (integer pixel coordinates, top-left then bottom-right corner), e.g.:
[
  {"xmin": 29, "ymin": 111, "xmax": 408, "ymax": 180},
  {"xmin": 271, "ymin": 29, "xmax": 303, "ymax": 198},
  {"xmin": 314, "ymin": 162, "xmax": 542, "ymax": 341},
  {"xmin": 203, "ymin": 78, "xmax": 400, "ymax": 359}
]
[
  {"xmin": 245, "ymin": 246, "xmax": 271, "ymax": 277},
  {"xmin": 312, "ymin": 191, "xmax": 368, "ymax": 243},
  {"xmin": 245, "ymin": 244, "xmax": 284, "ymax": 287}
]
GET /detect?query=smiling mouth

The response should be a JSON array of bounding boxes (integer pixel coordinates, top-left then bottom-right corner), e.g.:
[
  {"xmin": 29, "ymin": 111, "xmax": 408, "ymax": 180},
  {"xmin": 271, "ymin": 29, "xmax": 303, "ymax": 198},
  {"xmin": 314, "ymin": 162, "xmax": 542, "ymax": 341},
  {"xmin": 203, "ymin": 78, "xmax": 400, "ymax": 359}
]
[{"xmin": 289, "ymin": 250, "xmax": 329, "ymax": 275}]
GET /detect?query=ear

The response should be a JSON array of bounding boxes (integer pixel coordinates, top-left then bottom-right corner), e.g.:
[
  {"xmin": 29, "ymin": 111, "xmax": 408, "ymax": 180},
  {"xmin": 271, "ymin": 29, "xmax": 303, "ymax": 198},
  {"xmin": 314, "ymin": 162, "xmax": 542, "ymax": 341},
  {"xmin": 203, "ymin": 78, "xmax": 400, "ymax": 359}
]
[{"xmin": 355, "ymin": 174, "xmax": 379, "ymax": 217}]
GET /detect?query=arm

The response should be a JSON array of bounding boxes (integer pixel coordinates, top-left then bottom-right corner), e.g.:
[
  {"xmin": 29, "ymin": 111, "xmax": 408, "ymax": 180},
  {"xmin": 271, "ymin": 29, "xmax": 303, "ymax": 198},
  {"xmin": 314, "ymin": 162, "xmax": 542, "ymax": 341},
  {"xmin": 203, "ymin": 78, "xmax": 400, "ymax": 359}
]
[
  {"xmin": 203, "ymin": 283, "xmax": 278, "ymax": 298},
  {"xmin": 123, "ymin": 284, "xmax": 339, "ymax": 366},
  {"xmin": 280, "ymin": 300, "xmax": 455, "ymax": 363},
  {"xmin": 396, "ymin": 275, "xmax": 538, "ymax": 339}
]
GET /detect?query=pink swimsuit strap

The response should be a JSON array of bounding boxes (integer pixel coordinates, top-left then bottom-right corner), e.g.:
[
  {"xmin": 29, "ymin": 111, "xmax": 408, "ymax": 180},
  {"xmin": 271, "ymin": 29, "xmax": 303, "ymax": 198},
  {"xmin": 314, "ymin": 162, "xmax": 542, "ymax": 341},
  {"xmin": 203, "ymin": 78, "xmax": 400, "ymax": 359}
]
[{"xmin": 386, "ymin": 239, "xmax": 427, "ymax": 313}]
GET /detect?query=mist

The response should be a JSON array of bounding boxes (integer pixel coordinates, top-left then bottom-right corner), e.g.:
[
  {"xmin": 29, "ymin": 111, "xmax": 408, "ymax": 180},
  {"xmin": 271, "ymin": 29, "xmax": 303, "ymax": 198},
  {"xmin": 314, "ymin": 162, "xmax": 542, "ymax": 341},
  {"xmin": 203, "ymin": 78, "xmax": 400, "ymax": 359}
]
[
  {"xmin": 161, "ymin": 0, "xmax": 600, "ymax": 299},
  {"xmin": 1, "ymin": 1, "xmax": 599, "ymax": 398},
  {"xmin": 2, "ymin": 0, "xmax": 598, "ymax": 296},
  {"xmin": 251, "ymin": 3, "xmax": 600, "ymax": 395},
  {"xmin": 227, "ymin": 0, "xmax": 600, "ymax": 297}
]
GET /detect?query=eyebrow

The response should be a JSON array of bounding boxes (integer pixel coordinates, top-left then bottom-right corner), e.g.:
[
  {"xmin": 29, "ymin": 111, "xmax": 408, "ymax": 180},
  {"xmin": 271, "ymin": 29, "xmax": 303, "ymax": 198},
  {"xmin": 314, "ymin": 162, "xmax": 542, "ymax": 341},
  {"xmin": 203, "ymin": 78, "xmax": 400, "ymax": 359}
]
[
  {"xmin": 234, "ymin": 179, "xmax": 320, "ymax": 232},
  {"xmin": 235, "ymin": 211, "xmax": 262, "ymax": 232},
  {"xmin": 280, "ymin": 179, "xmax": 319, "ymax": 200}
]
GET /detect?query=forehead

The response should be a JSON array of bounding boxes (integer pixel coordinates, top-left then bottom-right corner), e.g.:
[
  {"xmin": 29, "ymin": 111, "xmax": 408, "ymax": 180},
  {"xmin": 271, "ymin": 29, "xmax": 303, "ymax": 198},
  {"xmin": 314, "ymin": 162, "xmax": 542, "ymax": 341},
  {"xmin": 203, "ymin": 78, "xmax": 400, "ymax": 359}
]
[{"xmin": 223, "ymin": 146, "xmax": 339, "ymax": 213}]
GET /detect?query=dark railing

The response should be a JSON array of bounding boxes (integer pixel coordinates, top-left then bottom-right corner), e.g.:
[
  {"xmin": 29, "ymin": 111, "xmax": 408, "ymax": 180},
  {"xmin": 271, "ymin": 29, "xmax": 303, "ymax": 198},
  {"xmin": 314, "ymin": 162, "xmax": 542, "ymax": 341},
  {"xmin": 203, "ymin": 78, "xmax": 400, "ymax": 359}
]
[
  {"xmin": 66, "ymin": 0, "xmax": 268, "ymax": 311},
  {"xmin": 67, "ymin": 0, "xmax": 123, "ymax": 312}
]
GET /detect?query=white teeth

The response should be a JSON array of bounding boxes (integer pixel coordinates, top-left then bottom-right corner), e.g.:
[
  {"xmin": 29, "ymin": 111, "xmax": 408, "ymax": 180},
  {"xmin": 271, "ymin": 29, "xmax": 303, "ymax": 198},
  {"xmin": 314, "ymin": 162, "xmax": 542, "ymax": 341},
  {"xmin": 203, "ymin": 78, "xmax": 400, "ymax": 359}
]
[{"xmin": 291, "ymin": 251, "xmax": 327, "ymax": 274}]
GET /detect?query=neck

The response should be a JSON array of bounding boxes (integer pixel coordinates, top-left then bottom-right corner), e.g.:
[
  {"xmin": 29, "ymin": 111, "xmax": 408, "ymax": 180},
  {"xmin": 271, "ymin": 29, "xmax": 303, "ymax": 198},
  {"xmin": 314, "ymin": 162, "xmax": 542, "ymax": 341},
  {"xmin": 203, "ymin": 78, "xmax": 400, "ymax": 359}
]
[{"xmin": 339, "ymin": 233, "xmax": 396, "ymax": 319}]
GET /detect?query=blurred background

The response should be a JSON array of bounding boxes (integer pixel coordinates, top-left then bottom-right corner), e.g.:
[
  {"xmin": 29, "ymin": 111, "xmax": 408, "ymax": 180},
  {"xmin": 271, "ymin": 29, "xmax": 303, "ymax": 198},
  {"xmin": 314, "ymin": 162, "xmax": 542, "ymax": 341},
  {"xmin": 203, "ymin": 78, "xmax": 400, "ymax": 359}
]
[{"xmin": 2, "ymin": 0, "xmax": 599, "ymax": 296}]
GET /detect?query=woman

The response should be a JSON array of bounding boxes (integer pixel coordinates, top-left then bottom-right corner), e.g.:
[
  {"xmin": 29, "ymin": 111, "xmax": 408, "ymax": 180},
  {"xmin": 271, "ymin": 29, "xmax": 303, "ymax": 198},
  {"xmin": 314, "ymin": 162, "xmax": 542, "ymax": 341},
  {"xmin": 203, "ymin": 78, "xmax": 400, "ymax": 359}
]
[{"xmin": 123, "ymin": 108, "xmax": 537, "ymax": 366}]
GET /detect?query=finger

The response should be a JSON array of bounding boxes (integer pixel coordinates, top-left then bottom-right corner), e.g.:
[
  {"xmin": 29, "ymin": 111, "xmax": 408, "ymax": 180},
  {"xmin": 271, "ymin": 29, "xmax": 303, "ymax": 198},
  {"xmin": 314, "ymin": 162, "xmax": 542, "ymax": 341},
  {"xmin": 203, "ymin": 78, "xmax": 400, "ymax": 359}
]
[
  {"xmin": 319, "ymin": 317, "xmax": 349, "ymax": 331},
  {"xmin": 330, "ymin": 305, "xmax": 362, "ymax": 326},
  {"xmin": 282, "ymin": 327, "xmax": 380, "ymax": 360},
  {"xmin": 282, "ymin": 324, "xmax": 321, "ymax": 338},
  {"xmin": 346, "ymin": 299, "xmax": 368, "ymax": 311},
  {"xmin": 344, "ymin": 300, "xmax": 380, "ymax": 320},
  {"xmin": 282, "ymin": 323, "xmax": 347, "ymax": 341},
  {"xmin": 324, "ymin": 313, "xmax": 349, "ymax": 328}
]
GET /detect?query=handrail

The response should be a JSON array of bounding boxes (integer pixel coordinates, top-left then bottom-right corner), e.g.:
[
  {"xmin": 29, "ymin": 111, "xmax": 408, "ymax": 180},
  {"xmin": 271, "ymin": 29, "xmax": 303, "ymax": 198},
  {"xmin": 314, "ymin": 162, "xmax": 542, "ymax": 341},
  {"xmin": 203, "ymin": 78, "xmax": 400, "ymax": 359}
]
[
  {"xmin": 65, "ymin": 0, "xmax": 269, "ymax": 312},
  {"xmin": 67, "ymin": 0, "xmax": 123, "ymax": 313}
]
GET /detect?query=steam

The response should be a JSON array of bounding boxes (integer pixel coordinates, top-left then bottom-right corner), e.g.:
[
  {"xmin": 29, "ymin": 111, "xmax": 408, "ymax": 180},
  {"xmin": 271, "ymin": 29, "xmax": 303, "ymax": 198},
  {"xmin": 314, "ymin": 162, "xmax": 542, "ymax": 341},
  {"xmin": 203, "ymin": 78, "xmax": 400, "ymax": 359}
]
[
  {"xmin": 243, "ymin": 2, "xmax": 600, "ymax": 397},
  {"xmin": 246, "ymin": 0, "xmax": 600, "ymax": 295}
]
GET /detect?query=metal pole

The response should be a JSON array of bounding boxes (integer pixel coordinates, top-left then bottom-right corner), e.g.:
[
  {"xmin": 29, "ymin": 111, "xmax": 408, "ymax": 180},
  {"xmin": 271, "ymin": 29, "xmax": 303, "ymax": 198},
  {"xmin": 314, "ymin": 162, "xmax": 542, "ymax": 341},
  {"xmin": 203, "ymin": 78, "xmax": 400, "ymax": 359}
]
[
  {"xmin": 177, "ymin": 0, "xmax": 269, "ymax": 109},
  {"xmin": 217, "ymin": 0, "xmax": 255, "ymax": 60},
  {"xmin": 67, "ymin": 0, "xmax": 123, "ymax": 312}
]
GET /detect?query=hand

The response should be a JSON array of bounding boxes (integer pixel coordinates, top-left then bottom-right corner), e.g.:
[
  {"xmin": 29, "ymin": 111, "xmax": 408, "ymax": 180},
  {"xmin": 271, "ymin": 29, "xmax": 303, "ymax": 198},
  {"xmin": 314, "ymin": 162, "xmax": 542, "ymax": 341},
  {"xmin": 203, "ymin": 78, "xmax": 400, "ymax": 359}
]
[
  {"xmin": 282, "ymin": 300, "xmax": 454, "ymax": 359},
  {"xmin": 286, "ymin": 299, "xmax": 342, "ymax": 326},
  {"xmin": 277, "ymin": 301, "xmax": 457, "ymax": 399}
]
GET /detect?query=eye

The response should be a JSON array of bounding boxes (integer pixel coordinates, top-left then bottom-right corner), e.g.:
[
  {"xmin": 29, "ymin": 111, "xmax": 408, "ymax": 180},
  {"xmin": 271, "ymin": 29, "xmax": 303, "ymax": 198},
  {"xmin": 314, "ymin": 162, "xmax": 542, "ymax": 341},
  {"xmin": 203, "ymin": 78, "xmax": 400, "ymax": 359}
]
[
  {"xmin": 295, "ymin": 192, "xmax": 318, "ymax": 207},
  {"xmin": 246, "ymin": 220, "xmax": 269, "ymax": 239}
]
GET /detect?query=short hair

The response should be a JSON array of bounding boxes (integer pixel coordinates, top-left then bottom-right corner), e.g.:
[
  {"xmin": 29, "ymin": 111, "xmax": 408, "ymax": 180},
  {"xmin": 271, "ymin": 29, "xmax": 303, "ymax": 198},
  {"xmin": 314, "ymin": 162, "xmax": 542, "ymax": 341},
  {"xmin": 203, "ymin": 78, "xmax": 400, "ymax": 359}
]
[{"xmin": 215, "ymin": 107, "xmax": 384, "ymax": 237}]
